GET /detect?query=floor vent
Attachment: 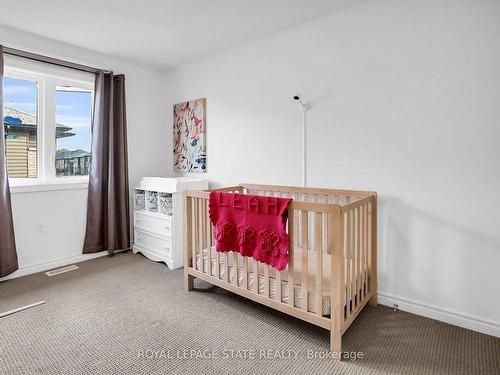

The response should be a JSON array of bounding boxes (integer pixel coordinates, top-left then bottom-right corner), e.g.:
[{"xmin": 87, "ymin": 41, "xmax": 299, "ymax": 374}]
[{"xmin": 45, "ymin": 265, "xmax": 79, "ymax": 276}]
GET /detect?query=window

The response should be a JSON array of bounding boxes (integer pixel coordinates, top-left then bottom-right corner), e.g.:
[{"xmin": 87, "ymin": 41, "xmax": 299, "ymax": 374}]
[
  {"xmin": 2, "ymin": 56, "xmax": 94, "ymax": 186},
  {"xmin": 3, "ymin": 77, "xmax": 39, "ymax": 178},
  {"xmin": 55, "ymin": 88, "xmax": 92, "ymax": 177}
]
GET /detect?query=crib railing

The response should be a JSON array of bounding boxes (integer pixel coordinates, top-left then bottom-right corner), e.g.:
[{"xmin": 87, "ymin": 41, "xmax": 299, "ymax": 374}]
[
  {"xmin": 184, "ymin": 184, "xmax": 377, "ymax": 355},
  {"xmin": 339, "ymin": 195, "xmax": 377, "ymax": 334}
]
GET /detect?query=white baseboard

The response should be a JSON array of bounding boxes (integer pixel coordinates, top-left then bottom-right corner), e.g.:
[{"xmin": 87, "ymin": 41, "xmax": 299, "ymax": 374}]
[
  {"xmin": 378, "ymin": 292, "xmax": 500, "ymax": 338},
  {"xmin": 0, "ymin": 252, "xmax": 108, "ymax": 282}
]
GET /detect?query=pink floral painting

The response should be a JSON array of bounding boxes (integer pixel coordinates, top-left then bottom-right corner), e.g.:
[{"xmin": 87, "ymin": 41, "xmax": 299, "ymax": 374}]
[{"xmin": 173, "ymin": 98, "xmax": 206, "ymax": 173}]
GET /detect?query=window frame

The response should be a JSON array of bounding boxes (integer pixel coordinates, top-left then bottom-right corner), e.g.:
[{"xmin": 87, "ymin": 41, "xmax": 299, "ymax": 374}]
[{"xmin": 3, "ymin": 55, "xmax": 94, "ymax": 192}]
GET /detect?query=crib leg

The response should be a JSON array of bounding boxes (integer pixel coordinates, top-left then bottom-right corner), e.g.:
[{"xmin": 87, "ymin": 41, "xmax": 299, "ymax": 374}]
[
  {"xmin": 185, "ymin": 274, "xmax": 195, "ymax": 292},
  {"xmin": 330, "ymin": 328, "xmax": 342, "ymax": 360}
]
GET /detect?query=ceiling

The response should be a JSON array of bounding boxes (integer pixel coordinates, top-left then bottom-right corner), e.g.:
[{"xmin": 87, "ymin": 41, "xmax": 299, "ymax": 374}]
[{"xmin": 0, "ymin": 0, "xmax": 368, "ymax": 69}]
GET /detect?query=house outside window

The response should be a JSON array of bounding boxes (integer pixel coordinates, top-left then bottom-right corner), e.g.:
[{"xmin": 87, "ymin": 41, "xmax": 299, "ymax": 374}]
[{"xmin": 2, "ymin": 55, "xmax": 94, "ymax": 186}]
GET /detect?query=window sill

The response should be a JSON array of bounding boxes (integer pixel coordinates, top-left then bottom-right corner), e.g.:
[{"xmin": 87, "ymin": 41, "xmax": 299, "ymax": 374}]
[{"xmin": 9, "ymin": 179, "xmax": 89, "ymax": 194}]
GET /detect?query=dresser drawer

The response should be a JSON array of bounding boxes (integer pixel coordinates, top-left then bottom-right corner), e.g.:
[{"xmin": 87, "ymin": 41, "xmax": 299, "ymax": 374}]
[
  {"xmin": 134, "ymin": 229, "xmax": 172, "ymax": 256},
  {"xmin": 134, "ymin": 211, "xmax": 172, "ymax": 237}
]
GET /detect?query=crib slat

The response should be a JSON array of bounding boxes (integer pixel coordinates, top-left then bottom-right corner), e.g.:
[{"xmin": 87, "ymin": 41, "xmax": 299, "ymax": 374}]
[
  {"xmin": 197, "ymin": 198, "xmax": 202, "ymax": 272},
  {"xmin": 352, "ymin": 208, "xmax": 357, "ymax": 307},
  {"xmin": 368, "ymin": 201, "xmax": 372, "ymax": 295},
  {"xmin": 315, "ymin": 211, "xmax": 323, "ymax": 316},
  {"xmin": 204, "ymin": 199, "xmax": 209, "ymax": 272},
  {"xmin": 361, "ymin": 206, "xmax": 365, "ymax": 300},
  {"xmin": 276, "ymin": 268, "xmax": 282, "ymax": 302},
  {"xmin": 233, "ymin": 252, "xmax": 239, "ymax": 286},
  {"xmin": 364, "ymin": 202, "xmax": 369, "ymax": 297},
  {"xmin": 342, "ymin": 212, "xmax": 349, "ymax": 316},
  {"xmin": 344, "ymin": 211, "xmax": 347, "ymax": 307},
  {"xmin": 202, "ymin": 198, "xmax": 207, "ymax": 274},
  {"xmin": 359, "ymin": 205, "xmax": 365, "ymax": 300},
  {"xmin": 322, "ymin": 196, "xmax": 330, "ymax": 256},
  {"xmin": 215, "ymin": 246, "xmax": 220, "ymax": 279},
  {"xmin": 293, "ymin": 193, "xmax": 299, "ymax": 246},
  {"xmin": 193, "ymin": 198, "xmax": 199, "ymax": 270},
  {"xmin": 288, "ymin": 208, "xmax": 295, "ymax": 307},
  {"xmin": 264, "ymin": 190, "xmax": 271, "ymax": 307},
  {"xmin": 253, "ymin": 259, "xmax": 259, "ymax": 294},
  {"xmin": 192, "ymin": 198, "xmax": 197, "ymax": 270},
  {"xmin": 210, "ymin": 220, "xmax": 219, "ymax": 278},
  {"xmin": 200, "ymin": 198, "xmax": 207, "ymax": 273},
  {"xmin": 243, "ymin": 256, "xmax": 248, "ymax": 289},
  {"xmin": 206, "ymin": 199, "xmax": 212, "ymax": 277},
  {"xmin": 225, "ymin": 252, "xmax": 229, "ymax": 283},
  {"xmin": 301, "ymin": 210, "xmax": 308, "ymax": 311},
  {"xmin": 350, "ymin": 209, "xmax": 356, "ymax": 312},
  {"xmin": 276, "ymin": 191, "xmax": 285, "ymax": 302},
  {"xmin": 201, "ymin": 198, "xmax": 205, "ymax": 267},
  {"xmin": 346, "ymin": 210, "xmax": 353, "ymax": 316},
  {"xmin": 189, "ymin": 197, "xmax": 194, "ymax": 269},
  {"xmin": 322, "ymin": 196, "xmax": 328, "ymax": 251},
  {"xmin": 322, "ymin": 197, "xmax": 329, "ymax": 313},
  {"xmin": 264, "ymin": 266, "xmax": 270, "ymax": 297},
  {"xmin": 352, "ymin": 208, "xmax": 357, "ymax": 306},
  {"xmin": 359, "ymin": 205, "xmax": 365, "ymax": 301},
  {"xmin": 353, "ymin": 208, "xmax": 358, "ymax": 307},
  {"xmin": 232, "ymin": 186, "xmax": 238, "ymax": 283},
  {"xmin": 363, "ymin": 204, "xmax": 368, "ymax": 299}
]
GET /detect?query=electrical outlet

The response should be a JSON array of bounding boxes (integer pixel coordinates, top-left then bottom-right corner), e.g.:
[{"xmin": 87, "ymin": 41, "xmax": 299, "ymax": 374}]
[{"xmin": 36, "ymin": 224, "xmax": 47, "ymax": 235}]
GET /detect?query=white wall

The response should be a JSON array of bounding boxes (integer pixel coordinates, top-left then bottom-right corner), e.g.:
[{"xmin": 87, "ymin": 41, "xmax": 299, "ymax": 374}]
[
  {"xmin": 1, "ymin": 26, "xmax": 169, "ymax": 280},
  {"xmin": 164, "ymin": 0, "xmax": 500, "ymax": 336}
]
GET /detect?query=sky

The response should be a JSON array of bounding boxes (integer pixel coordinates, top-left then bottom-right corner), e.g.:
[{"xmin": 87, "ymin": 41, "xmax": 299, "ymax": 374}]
[{"xmin": 3, "ymin": 76, "xmax": 92, "ymax": 152}]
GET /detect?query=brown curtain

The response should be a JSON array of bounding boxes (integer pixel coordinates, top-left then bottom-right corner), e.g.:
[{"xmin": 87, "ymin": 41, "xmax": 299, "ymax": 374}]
[
  {"xmin": 83, "ymin": 72, "xmax": 130, "ymax": 254},
  {"xmin": 0, "ymin": 45, "xmax": 19, "ymax": 277}
]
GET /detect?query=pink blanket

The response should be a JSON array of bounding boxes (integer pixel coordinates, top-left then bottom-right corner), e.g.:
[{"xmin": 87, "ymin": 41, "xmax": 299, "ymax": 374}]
[{"xmin": 209, "ymin": 191, "xmax": 292, "ymax": 271}]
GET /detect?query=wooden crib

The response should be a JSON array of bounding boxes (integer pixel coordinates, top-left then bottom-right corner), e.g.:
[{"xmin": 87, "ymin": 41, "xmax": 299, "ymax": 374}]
[{"xmin": 184, "ymin": 184, "xmax": 377, "ymax": 357}]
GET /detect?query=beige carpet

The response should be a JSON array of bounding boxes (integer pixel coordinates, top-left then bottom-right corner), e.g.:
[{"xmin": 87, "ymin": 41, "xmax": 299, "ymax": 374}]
[{"xmin": 0, "ymin": 252, "xmax": 498, "ymax": 375}]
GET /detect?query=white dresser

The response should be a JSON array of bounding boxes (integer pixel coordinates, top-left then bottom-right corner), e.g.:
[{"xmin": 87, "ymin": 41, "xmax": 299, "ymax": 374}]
[{"xmin": 132, "ymin": 177, "xmax": 208, "ymax": 270}]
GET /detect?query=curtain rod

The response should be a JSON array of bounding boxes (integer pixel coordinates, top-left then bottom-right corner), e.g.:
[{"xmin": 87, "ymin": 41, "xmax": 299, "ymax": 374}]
[{"xmin": 3, "ymin": 46, "xmax": 111, "ymax": 75}]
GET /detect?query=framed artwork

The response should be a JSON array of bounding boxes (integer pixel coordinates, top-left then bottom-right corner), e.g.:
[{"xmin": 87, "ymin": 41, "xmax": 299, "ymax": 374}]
[{"xmin": 173, "ymin": 98, "xmax": 207, "ymax": 173}]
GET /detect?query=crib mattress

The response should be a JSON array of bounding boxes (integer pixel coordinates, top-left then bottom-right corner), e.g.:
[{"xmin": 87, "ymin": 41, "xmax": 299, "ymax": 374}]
[{"xmin": 195, "ymin": 248, "xmax": 369, "ymax": 317}]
